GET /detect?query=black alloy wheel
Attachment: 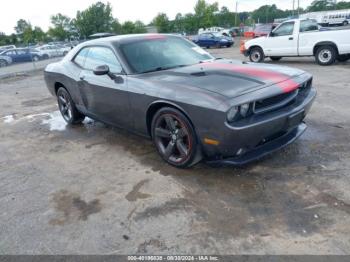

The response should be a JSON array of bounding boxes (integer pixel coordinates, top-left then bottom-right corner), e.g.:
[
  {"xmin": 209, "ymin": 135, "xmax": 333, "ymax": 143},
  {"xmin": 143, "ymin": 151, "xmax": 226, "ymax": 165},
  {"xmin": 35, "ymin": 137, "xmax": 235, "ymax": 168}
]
[
  {"xmin": 151, "ymin": 107, "xmax": 199, "ymax": 168},
  {"xmin": 57, "ymin": 87, "xmax": 85, "ymax": 124}
]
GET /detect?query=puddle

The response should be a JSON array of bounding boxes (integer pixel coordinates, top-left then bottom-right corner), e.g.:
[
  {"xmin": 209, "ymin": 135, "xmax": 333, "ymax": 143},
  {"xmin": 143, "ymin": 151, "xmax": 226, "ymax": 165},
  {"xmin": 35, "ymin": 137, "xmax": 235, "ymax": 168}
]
[
  {"xmin": 2, "ymin": 110, "xmax": 94, "ymax": 132},
  {"xmin": 2, "ymin": 115, "xmax": 15, "ymax": 123},
  {"xmin": 41, "ymin": 111, "xmax": 67, "ymax": 131}
]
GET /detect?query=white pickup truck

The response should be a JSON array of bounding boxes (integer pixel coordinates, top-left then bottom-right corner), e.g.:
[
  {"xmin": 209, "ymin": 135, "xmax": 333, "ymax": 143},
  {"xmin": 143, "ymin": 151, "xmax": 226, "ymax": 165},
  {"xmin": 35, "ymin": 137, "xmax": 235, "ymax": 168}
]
[{"xmin": 241, "ymin": 19, "xmax": 350, "ymax": 65}]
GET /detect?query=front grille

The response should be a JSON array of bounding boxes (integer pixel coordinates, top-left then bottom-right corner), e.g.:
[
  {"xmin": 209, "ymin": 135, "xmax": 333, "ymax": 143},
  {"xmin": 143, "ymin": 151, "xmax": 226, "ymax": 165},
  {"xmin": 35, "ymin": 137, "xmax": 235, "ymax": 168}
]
[{"xmin": 253, "ymin": 78, "xmax": 312, "ymax": 115}]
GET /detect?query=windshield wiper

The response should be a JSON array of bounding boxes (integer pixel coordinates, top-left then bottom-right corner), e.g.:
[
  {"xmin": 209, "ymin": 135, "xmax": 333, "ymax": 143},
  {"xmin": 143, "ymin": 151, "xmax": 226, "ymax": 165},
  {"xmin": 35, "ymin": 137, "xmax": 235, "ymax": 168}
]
[{"xmin": 142, "ymin": 64, "xmax": 188, "ymax": 74}]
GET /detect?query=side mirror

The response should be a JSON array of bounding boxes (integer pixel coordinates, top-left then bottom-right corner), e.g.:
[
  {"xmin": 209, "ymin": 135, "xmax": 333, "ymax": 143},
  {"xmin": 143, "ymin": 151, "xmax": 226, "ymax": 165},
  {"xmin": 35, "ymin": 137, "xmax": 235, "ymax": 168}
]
[{"xmin": 93, "ymin": 65, "xmax": 110, "ymax": 76}]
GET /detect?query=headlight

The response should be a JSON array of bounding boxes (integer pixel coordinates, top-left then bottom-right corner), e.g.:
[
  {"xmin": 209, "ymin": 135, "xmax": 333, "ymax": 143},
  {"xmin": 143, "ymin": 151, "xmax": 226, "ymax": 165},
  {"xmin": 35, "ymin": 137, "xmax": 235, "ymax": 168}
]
[
  {"xmin": 220, "ymin": 39, "xmax": 228, "ymax": 42},
  {"xmin": 240, "ymin": 103, "xmax": 250, "ymax": 117},
  {"xmin": 227, "ymin": 106, "xmax": 239, "ymax": 122}
]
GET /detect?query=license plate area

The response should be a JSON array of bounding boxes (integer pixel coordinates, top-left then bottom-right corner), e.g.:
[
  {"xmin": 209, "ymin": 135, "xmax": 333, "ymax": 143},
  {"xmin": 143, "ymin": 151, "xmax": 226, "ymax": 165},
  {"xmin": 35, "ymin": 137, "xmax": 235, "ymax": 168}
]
[{"xmin": 287, "ymin": 110, "xmax": 305, "ymax": 128}]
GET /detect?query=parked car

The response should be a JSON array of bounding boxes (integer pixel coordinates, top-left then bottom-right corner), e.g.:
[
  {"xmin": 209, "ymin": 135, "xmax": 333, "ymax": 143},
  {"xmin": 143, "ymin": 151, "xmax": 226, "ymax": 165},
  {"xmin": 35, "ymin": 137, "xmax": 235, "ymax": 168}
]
[
  {"xmin": 253, "ymin": 24, "xmax": 274, "ymax": 38},
  {"xmin": 44, "ymin": 34, "xmax": 316, "ymax": 168},
  {"xmin": 36, "ymin": 44, "xmax": 69, "ymax": 59},
  {"xmin": 193, "ymin": 32, "xmax": 234, "ymax": 48},
  {"xmin": 241, "ymin": 19, "xmax": 350, "ymax": 65},
  {"xmin": 0, "ymin": 54, "xmax": 12, "ymax": 67},
  {"xmin": 0, "ymin": 48, "xmax": 41, "ymax": 63},
  {"xmin": 0, "ymin": 45, "xmax": 16, "ymax": 53}
]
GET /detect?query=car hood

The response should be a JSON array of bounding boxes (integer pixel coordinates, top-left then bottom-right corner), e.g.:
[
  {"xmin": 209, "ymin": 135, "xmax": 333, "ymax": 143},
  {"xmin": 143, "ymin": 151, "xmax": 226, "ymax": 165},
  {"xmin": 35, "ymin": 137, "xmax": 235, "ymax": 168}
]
[{"xmin": 137, "ymin": 59, "xmax": 306, "ymax": 98}]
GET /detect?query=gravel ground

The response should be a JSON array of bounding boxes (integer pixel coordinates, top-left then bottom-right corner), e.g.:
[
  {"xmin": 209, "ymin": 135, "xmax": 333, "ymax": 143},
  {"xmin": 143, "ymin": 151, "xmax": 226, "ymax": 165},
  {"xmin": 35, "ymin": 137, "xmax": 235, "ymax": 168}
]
[{"xmin": 0, "ymin": 45, "xmax": 350, "ymax": 255}]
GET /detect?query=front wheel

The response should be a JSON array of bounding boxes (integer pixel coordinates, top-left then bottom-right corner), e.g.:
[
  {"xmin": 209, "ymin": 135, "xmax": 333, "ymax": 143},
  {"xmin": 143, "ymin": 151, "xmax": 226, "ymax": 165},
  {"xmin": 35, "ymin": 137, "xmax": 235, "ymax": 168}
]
[
  {"xmin": 270, "ymin": 56, "xmax": 282, "ymax": 61},
  {"xmin": 343, "ymin": 20, "xmax": 349, "ymax": 26},
  {"xmin": 151, "ymin": 107, "xmax": 201, "ymax": 168},
  {"xmin": 315, "ymin": 45, "xmax": 337, "ymax": 66},
  {"xmin": 32, "ymin": 55, "xmax": 39, "ymax": 62},
  {"xmin": 57, "ymin": 87, "xmax": 85, "ymax": 124},
  {"xmin": 0, "ymin": 59, "xmax": 8, "ymax": 67},
  {"xmin": 249, "ymin": 47, "xmax": 264, "ymax": 63}
]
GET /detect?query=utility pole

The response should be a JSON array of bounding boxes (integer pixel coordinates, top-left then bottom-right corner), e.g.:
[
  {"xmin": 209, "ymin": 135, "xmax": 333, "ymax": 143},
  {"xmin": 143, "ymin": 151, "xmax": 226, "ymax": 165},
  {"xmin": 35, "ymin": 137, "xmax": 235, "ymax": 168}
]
[
  {"xmin": 235, "ymin": 1, "xmax": 238, "ymax": 26},
  {"xmin": 297, "ymin": 0, "xmax": 300, "ymax": 16},
  {"xmin": 292, "ymin": 0, "xmax": 295, "ymax": 16}
]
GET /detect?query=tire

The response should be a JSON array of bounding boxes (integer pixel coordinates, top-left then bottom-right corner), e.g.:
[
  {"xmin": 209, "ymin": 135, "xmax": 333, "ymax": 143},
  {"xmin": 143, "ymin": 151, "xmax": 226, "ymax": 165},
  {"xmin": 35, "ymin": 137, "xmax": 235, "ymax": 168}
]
[
  {"xmin": 343, "ymin": 21, "xmax": 349, "ymax": 26},
  {"xmin": 43, "ymin": 54, "xmax": 49, "ymax": 59},
  {"xmin": 337, "ymin": 54, "xmax": 350, "ymax": 62},
  {"xmin": 32, "ymin": 55, "xmax": 39, "ymax": 62},
  {"xmin": 151, "ymin": 107, "xmax": 201, "ymax": 168},
  {"xmin": 315, "ymin": 45, "xmax": 337, "ymax": 66},
  {"xmin": 249, "ymin": 47, "xmax": 264, "ymax": 63},
  {"xmin": 0, "ymin": 59, "xmax": 8, "ymax": 67},
  {"xmin": 270, "ymin": 56, "xmax": 282, "ymax": 61},
  {"xmin": 63, "ymin": 51, "xmax": 68, "ymax": 56},
  {"xmin": 57, "ymin": 87, "xmax": 85, "ymax": 124}
]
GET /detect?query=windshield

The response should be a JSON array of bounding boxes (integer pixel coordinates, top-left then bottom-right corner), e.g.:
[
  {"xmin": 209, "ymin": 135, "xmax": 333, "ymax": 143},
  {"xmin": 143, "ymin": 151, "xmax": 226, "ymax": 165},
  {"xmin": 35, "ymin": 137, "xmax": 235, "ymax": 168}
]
[{"xmin": 118, "ymin": 35, "xmax": 213, "ymax": 74}]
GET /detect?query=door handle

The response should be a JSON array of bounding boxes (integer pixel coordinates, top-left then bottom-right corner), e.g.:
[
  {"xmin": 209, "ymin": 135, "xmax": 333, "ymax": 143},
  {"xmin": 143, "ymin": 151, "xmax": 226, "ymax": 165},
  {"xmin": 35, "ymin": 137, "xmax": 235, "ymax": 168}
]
[{"xmin": 289, "ymin": 37, "xmax": 294, "ymax": 40}]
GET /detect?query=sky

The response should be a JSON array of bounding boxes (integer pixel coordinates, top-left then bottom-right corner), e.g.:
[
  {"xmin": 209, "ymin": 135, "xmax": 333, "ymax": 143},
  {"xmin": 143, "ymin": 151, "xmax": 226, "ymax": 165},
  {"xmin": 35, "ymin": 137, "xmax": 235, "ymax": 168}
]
[{"xmin": 0, "ymin": 0, "xmax": 315, "ymax": 34}]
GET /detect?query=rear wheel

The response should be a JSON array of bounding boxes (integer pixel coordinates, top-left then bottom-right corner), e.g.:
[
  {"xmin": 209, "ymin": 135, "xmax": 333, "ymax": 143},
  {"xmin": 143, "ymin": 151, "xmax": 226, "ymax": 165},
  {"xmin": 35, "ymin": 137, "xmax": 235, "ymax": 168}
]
[
  {"xmin": 343, "ymin": 20, "xmax": 349, "ymax": 26},
  {"xmin": 32, "ymin": 55, "xmax": 39, "ymax": 62},
  {"xmin": 249, "ymin": 47, "xmax": 264, "ymax": 63},
  {"xmin": 0, "ymin": 59, "xmax": 8, "ymax": 67},
  {"xmin": 315, "ymin": 45, "xmax": 337, "ymax": 66},
  {"xmin": 270, "ymin": 56, "xmax": 282, "ymax": 61},
  {"xmin": 57, "ymin": 87, "xmax": 85, "ymax": 124},
  {"xmin": 151, "ymin": 107, "xmax": 200, "ymax": 168}
]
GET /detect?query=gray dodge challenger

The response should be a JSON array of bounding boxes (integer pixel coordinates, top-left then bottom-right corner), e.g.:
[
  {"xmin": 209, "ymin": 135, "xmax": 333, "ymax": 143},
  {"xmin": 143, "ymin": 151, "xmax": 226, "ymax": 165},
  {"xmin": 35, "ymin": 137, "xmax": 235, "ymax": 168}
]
[{"xmin": 44, "ymin": 34, "xmax": 316, "ymax": 168}]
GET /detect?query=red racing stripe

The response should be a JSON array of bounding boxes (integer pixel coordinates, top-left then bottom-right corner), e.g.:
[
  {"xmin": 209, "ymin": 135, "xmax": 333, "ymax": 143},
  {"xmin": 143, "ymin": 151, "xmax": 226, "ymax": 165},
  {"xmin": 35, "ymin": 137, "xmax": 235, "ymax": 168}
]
[
  {"xmin": 144, "ymin": 34, "xmax": 167, "ymax": 40},
  {"xmin": 200, "ymin": 62, "xmax": 299, "ymax": 93}
]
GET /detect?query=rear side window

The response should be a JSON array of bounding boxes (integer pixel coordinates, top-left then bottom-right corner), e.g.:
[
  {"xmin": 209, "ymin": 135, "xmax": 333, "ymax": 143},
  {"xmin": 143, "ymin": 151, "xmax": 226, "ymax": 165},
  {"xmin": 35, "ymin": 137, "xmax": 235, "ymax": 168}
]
[
  {"xmin": 273, "ymin": 22, "xmax": 295, "ymax": 36},
  {"xmin": 73, "ymin": 47, "xmax": 89, "ymax": 68},
  {"xmin": 84, "ymin": 46, "xmax": 123, "ymax": 73},
  {"xmin": 300, "ymin": 20, "xmax": 318, "ymax": 32}
]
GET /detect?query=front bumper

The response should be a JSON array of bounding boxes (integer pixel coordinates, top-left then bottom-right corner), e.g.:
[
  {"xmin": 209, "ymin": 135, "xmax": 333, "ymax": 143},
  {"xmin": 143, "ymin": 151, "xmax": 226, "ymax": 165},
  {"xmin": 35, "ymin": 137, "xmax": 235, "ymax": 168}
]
[
  {"xmin": 202, "ymin": 87, "xmax": 316, "ymax": 165},
  {"xmin": 206, "ymin": 123, "xmax": 306, "ymax": 165}
]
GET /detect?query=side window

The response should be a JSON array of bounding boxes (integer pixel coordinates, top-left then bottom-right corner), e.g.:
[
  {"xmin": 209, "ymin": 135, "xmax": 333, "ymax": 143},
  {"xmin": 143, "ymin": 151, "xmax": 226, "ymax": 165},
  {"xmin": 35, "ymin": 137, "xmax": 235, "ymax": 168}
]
[
  {"xmin": 73, "ymin": 48, "xmax": 89, "ymax": 68},
  {"xmin": 84, "ymin": 46, "xmax": 123, "ymax": 73},
  {"xmin": 300, "ymin": 20, "xmax": 318, "ymax": 32},
  {"xmin": 272, "ymin": 22, "xmax": 295, "ymax": 36}
]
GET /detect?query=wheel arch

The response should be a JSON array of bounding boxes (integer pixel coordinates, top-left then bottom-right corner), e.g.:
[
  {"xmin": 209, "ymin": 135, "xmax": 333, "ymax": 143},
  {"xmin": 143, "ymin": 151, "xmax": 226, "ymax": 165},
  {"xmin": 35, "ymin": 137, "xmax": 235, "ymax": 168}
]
[
  {"xmin": 313, "ymin": 41, "xmax": 339, "ymax": 55},
  {"xmin": 146, "ymin": 100, "xmax": 195, "ymax": 138},
  {"xmin": 248, "ymin": 45, "xmax": 263, "ymax": 54},
  {"xmin": 54, "ymin": 82, "xmax": 66, "ymax": 95}
]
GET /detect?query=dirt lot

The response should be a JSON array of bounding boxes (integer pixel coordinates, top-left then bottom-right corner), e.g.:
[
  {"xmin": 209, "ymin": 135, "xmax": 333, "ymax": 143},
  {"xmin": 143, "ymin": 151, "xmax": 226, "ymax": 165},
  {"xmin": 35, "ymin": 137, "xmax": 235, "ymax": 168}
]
[{"xmin": 0, "ymin": 45, "xmax": 350, "ymax": 255}]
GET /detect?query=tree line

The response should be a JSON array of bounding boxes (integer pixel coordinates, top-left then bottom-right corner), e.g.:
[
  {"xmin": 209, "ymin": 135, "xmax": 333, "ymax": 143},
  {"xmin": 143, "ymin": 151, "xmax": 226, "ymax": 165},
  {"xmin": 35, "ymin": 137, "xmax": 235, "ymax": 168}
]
[{"xmin": 1, "ymin": 0, "xmax": 350, "ymax": 46}]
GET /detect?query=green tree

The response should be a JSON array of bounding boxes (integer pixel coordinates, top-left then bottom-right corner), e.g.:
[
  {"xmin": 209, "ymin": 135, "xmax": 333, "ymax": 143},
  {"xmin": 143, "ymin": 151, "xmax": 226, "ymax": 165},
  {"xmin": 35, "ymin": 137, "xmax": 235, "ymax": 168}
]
[
  {"xmin": 336, "ymin": 1, "xmax": 350, "ymax": 10},
  {"xmin": 74, "ymin": 2, "xmax": 114, "ymax": 38},
  {"xmin": 14, "ymin": 19, "xmax": 30, "ymax": 35},
  {"xmin": 133, "ymin": 21, "xmax": 147, "ymax": 33},
  {"xmin": 307, "ymin": 0, "xmax": 335, "ymax": 12},
  {"xmin": 48, "ymin": 13, "xmax": 72, "ymax": 40},
  {"xmin": 111, "ymin": 19, "xmax": 122, "ymax": 34},
  {"xmin": 152, "ymin": 13, "xmax": 171, "ymax": 33},
  {"xmin": 121, "ymin": 21, "xmax": 136, "ymax": 34},
  {"xmin": 194, "ymin": 0, "xmax": 219, "ymax": 28}
]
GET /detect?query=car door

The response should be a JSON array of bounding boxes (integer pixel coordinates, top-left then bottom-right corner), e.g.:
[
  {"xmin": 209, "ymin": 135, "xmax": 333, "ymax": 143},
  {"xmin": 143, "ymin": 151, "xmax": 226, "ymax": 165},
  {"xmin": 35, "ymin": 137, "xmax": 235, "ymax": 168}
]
[
  {"xmin": 16, "ymin": 49, "xmax": 30, "ymax": 62},
  {"xmin": 263, "ymin": 21, "xmax": 297, "ymax": 56},
  {"xmin": 78, "ymin": 46, "xmax": 131, "ymax": 128},
  {"xmin": 4, "ymin": 50, "xmax": 18, "ymax": 62}
]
